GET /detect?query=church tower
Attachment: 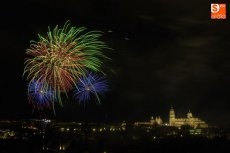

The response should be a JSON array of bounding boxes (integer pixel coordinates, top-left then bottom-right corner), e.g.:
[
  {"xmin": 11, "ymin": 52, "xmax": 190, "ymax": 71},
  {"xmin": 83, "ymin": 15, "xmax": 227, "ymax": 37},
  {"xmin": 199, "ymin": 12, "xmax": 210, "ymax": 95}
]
[
  {"xmin": 169, "ymin": 106, "xmax": 175, "ymax": 126},
  {"xmin": 187, "ymin": 110, "xmax": 193, "ymax": 118}
]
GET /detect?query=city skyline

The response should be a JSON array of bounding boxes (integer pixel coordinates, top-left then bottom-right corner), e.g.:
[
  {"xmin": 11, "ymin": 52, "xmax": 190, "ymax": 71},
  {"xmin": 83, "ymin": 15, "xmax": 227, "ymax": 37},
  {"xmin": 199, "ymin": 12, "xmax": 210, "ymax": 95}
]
[{"xmin": 0, "ymin": 0, "xmax": 230, "ymax": 127}]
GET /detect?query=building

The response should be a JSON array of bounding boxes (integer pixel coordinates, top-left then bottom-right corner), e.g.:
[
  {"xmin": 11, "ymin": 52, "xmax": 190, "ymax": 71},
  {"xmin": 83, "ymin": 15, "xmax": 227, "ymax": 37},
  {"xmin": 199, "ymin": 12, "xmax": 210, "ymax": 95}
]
[
  {"xmin": 169, "ymin": 106, "xmax": 208, "ymax": 129},
  {"xmin": 134, "ymin": 116, "xmax": 163, "ymax": 126}
]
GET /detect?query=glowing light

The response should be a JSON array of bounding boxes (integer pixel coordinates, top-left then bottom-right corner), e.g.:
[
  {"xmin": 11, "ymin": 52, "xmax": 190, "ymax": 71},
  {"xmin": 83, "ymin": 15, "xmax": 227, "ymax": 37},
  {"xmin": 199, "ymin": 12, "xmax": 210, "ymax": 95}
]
[
  {"xmin": 23, "ymin": 21, "xmax": 110, "ymax": 107},
  {"xmin": 27, "ymin": 80, "xmax": 55, "ymax": 111},
  {"xmin": 73, "ymin": 72, "xmax": 108, "ymax": 104}
]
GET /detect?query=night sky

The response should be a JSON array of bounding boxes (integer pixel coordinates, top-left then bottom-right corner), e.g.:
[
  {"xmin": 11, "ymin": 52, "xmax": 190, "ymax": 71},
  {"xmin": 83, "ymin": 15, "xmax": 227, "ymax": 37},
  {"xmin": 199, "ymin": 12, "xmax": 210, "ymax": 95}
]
[{"xmin": 0, "ymin": 0, "xmax": 230, "ymax": 126}]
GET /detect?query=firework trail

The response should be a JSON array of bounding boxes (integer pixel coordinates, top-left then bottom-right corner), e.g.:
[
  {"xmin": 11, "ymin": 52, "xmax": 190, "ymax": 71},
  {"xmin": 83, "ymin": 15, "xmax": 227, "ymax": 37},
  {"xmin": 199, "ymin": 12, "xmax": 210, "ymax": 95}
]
[
  {"xmin": 27, "ymin": 80, "xmax": 55, "ymax": 112},
  {"xmin": 73, "ymin": 72, "xmax": 109, "ymax": 104},
  {"xmin": 23, "ymin": 21, "xmax": 109, "ymax": 106}
]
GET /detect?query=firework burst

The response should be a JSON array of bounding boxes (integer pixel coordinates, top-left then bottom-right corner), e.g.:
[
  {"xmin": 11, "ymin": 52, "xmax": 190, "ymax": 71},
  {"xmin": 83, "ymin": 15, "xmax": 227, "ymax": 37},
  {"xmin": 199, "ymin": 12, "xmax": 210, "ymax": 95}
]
[
  {"xmin": 73, "ymin": 72, "xmax": 109, "ymax": 104},
  {"xmin": 27, "ymin": 80, "xmax": 55, "ymax": 111},
  {"xmin": 23, "ymin": 21, "xmax": 109, "ymax": 106}
]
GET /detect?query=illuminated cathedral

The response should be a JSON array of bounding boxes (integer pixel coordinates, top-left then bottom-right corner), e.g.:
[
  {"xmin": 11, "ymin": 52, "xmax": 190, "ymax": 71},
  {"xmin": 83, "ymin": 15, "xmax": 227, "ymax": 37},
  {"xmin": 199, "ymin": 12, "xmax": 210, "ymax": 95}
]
[{"xmin": 169, "ymin": 106, "xmax": 208, "ymax": 129}]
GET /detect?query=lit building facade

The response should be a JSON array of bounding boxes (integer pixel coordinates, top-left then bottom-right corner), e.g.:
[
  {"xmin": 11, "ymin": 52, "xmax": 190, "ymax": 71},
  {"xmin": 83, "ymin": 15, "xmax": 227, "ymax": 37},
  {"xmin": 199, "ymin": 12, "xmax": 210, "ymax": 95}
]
[
  {"xmin": 169, "ymin": 106, "xmax": 208, "ymax": 129},
  {"xmin": 134, "ymin": 116, "xmax": 163, "ymax": 126}
]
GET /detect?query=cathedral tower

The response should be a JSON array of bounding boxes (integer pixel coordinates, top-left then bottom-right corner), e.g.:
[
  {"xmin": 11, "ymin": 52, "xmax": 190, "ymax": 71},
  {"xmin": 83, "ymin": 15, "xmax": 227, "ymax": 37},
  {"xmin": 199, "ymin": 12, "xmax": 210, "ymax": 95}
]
[
  {"xmin": 187, "ymin": 110, "xmax": 193, "ymax": 118},
  {"xmin": 169, "ymin": 106, "xmax": 175, "ymax": 126}
]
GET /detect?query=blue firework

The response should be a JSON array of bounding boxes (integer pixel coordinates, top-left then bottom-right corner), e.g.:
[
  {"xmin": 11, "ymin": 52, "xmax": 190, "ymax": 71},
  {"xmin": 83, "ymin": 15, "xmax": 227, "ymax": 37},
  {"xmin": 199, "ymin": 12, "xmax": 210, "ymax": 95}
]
[
  {"xmin": 73, "ymin": 72, "xmax": 108, "ymax": 104},
  {"xmin": 27, "ymin": 80, "xmax": 55, "ymax": 110}
]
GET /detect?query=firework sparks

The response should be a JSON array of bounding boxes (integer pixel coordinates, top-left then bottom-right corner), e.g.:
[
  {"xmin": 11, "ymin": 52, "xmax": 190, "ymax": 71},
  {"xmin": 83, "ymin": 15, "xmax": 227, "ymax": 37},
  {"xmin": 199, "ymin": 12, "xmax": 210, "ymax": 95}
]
[
  {"xmin": 73, "ymin": 72, "xmax": 109, "ymax": 104},
  {"xmin": 23, "ymin": 21, "xmax": 109, "ymax": 106},
  {"xmin": 27, "ymin": 80, "xmax": 55, "ymax": 111}
]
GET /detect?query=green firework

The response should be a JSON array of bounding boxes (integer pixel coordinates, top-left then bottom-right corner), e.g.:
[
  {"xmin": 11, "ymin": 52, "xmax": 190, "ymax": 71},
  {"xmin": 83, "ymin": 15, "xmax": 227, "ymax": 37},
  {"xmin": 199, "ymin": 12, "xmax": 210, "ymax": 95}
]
[{"xmin": 23, "ymin": 21, "xmax": 110, "ymax": 107}]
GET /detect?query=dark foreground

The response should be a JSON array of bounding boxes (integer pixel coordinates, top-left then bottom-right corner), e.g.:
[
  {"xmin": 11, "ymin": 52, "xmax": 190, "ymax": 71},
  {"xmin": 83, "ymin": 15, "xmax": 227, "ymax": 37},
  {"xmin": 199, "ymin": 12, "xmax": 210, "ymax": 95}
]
[
  {"xmin": 1, "ymin": 136, "xmax": 230, "ymax": 153},
  {"xmin": 1, "ymin": 120, "xmax": 230, "ymax": 153}
]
